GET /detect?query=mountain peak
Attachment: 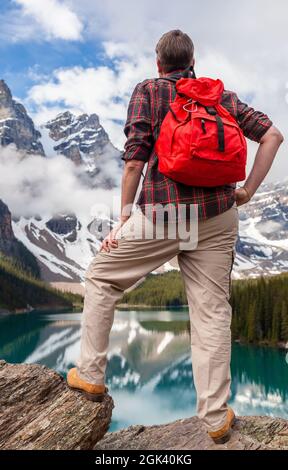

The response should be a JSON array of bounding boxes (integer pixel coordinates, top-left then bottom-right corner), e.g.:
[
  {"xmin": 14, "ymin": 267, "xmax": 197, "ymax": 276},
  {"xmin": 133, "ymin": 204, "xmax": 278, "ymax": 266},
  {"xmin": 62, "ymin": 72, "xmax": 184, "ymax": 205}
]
[
  {"xmin": 0, "ymin": 79, "xmax": 121, "ymax": 188},
  {"xmin": 0, "ymin": 80, "xmax": 12, "ymax": 104},
  {"xmin": 46, "ymin": 111, "xmax": 100, "ymax": 131},
  {"xmin": 41, "ymin": 110, "xmax": 121, "ymax": 188},
  {"xmin": 0, "ymin": 80, "xmax": 45, "ymax": 155}
]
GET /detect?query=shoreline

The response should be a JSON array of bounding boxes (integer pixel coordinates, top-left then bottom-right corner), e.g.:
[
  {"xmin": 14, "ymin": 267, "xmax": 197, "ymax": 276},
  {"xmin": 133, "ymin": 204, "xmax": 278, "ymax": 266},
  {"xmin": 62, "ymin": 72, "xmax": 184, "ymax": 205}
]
[
  {"xmin": 2, "ymin": 304, "xmax": 287, "ymax": 350},
  {"xmin": 116, "ymin": 303, "xmax": 189, "ymax": 310},
  {"xmin": 0, "ymin": 305, "xmax": 82, "ymax": 316}
]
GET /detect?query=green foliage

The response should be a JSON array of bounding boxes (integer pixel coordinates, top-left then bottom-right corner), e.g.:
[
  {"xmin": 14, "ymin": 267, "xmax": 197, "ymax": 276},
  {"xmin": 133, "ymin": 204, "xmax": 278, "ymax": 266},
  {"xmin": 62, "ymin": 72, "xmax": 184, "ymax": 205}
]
[
  {"xmin": 122, "ymin": 271, "xmax": 187, "ymax": 307},
  {"xmin": 2, "ymin": 239, "xmax": 41, "ymax": 278},
  {"xmin": 122, "ymin": 270, "xmax": 288, "ymax": 345},
  {"xmin": 0, "ymin": 255, "xmax": 83, "ymax": 311},
  {"xmin": 12, "ymin": 240, "xmax": 41, "ymax": 278},
  {"xmin": 231, "ymin": 274, "xmax": 288, "ymax": 344}
]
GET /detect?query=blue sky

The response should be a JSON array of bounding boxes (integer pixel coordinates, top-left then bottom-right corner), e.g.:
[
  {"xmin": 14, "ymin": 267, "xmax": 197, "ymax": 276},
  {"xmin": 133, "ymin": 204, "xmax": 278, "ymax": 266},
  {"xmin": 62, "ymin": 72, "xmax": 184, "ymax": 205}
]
[
  {"xmin": 0, "ymin": 0, "xmax": 287, "ymax": 179},
  {"xmin": 1, "ymin": 40, "xmax": 106, "ymax": 99},
  {"xmin": 0, "ymin": 1, "xmax": 108, "ymax": 99}
]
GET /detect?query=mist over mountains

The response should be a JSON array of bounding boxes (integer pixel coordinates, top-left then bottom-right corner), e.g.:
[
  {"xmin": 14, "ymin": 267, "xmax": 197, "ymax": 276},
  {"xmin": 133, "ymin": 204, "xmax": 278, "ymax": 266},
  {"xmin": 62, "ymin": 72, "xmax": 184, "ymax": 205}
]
[{"xmin": 0, "ymin": 79, "xmax": 287, "ymax": 282}]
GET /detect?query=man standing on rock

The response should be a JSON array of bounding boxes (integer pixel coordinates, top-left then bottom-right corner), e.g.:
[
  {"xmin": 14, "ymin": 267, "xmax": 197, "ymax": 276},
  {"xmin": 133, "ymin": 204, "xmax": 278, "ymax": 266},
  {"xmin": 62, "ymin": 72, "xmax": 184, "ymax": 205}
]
[{"xmin": 68, "ymin": 30, "xmax": 283, "ymax": 443}]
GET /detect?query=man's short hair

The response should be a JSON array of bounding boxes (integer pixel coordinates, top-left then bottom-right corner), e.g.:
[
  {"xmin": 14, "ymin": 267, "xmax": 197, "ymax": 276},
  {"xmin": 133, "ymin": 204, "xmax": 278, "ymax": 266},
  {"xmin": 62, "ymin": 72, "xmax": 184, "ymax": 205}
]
[{"xmin": 155, "ymin": 29, "xmax": 194, "ymax": 73}]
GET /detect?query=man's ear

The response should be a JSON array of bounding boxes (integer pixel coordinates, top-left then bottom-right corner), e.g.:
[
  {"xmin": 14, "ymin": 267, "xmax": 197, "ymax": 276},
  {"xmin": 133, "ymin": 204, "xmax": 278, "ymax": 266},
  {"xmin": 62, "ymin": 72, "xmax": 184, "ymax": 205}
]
[
  {"xmin": 157, "ymin": 58, "xmax": 163, "ymax": 75},
  {"xmin": 191, "ymin": 57, "xmax": 195, "ymax": 68}
]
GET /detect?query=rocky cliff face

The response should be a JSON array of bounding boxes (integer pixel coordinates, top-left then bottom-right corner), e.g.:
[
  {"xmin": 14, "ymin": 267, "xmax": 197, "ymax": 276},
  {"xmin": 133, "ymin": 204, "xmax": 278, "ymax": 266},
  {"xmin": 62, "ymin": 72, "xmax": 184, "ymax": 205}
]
[
  {"xmin": 0, "ymin": 199, "xmax": 40, "ymax": 277},
  {"xmin": 46, "ymin": 214, "xmax": 79, "ymax": 242},
  {"xmin": 0, "ymin": 361, "xmax": 113, "ymax": 450},
  {"xmin": 0, "ymin": 199, "xmax": 15, "ymax": 251},
  {"xmin": 0, "ymin": 80, "xmax": 44, "ymax": 155},
  {"xmin": 41, "ymin": 111, "xmax": 121, "ymax": 188}
]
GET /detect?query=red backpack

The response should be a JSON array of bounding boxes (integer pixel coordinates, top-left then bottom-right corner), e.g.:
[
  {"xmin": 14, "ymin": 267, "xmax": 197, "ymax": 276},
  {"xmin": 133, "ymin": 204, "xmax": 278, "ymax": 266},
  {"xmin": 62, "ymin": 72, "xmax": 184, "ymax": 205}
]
[{"xmin": 155, "ymin": 69, "xmax": 247, "ymax": 187}]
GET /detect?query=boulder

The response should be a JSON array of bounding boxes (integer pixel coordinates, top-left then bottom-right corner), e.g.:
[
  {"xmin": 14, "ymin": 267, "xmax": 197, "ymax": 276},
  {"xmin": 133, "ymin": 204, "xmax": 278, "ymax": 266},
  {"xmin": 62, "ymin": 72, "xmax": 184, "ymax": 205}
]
[
  {"xmin": 0, "ymin": 360, "xmax": 114, "ymax": 450},
  {"xmin": 95, "ymin": 415, "xmax": 288, "ymax": 450}
]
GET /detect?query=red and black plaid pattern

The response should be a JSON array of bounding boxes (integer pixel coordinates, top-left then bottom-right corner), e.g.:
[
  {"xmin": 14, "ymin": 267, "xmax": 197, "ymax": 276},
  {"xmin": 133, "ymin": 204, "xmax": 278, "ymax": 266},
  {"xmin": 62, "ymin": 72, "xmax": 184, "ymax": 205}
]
[{"xmin": 122, "ymin": 70, "xmax": 272, "ymax": 220}]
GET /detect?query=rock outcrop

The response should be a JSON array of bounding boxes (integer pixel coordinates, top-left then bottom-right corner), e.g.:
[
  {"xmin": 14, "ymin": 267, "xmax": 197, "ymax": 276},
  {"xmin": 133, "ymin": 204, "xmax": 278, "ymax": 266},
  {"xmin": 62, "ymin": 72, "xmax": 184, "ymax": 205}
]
[
  {"xmin": 0, "ymin": 80, "xmax": 44, "ymax": 155},
  {"xmin": 95, "ymin": 415, "xmax": 288, "ymax": 451},
  {"xmin": 46, "ymin": 214, "xmax": 80, "ymax": 242},
  {"xmin": 0, "ymin": 361, "xmax": 113, "ymax": 450}
]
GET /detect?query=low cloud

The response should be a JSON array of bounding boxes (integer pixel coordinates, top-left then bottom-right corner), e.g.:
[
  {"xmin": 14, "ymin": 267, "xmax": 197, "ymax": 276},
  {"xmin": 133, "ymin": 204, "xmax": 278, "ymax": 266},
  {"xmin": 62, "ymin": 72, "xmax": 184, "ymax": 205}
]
[
  {"xmin": 10, "ymin": 0, "xmax": 83, "ymax": 41},
  {"xmin": 0, "ymin": 146, "xmax": 121, "ymax": 219}
]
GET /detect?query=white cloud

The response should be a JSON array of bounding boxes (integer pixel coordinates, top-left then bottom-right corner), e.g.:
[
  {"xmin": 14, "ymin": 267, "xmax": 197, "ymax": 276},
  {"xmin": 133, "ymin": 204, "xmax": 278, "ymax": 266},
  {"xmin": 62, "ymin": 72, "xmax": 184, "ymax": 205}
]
[
  {"xmin": 13, "ymin": 0, "xmax": 83, "ymax": 41},
  {"xmin": 27, "ymin": 45, "xmax": 155, "ymax": 148},
  {"xmin": 71, "ymin": 0, "xmax": 288, "ymax": 54},
  {"xmin": 0, "ymin": 146, "xmax": 120, "ymax": 219}
]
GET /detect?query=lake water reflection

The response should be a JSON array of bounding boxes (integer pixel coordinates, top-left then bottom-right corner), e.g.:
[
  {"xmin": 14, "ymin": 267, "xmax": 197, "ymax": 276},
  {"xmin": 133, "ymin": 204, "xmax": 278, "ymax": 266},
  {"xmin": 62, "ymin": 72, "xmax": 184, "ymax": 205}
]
[{"xmin": 1, "ymin": 309, "xmax": 288, "ymax": 431}]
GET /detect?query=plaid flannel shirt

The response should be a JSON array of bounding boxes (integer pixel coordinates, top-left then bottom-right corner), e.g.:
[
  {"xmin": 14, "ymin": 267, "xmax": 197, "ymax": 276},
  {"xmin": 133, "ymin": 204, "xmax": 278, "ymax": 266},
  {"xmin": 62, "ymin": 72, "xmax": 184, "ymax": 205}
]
[{"xmin": 122, "ymin": 69, "xmax": 272, "ymax": 220}]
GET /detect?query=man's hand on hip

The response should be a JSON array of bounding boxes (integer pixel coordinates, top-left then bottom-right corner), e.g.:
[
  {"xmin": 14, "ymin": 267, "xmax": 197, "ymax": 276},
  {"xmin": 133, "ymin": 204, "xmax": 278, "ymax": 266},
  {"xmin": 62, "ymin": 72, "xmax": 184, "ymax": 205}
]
[
  {"xmin": 235, "ymin": 187, "xmax": 251, "ymax": 207},
  {"xmin": 100, "ymin": 217, "xmax": 130, "ymax": 253}
]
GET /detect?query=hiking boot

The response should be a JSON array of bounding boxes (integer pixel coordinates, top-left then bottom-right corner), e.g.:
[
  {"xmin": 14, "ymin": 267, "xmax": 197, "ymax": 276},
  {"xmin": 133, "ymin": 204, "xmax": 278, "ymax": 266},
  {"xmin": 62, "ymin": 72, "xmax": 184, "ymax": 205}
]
[
  {"xmin": 208, "ymin": 408, "xmax": 236, "ymax": 444},
  {"xmin": 67, "ymin": 367, "xmax": 107, "ymax": 402}
]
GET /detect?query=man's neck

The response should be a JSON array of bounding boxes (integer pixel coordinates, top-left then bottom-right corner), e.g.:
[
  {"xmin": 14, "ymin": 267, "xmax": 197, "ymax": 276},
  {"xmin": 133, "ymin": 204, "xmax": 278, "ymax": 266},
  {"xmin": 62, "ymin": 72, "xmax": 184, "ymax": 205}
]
[{"xmin": 159, "ymin": 68, "xmax": 186, "ymax": 78}]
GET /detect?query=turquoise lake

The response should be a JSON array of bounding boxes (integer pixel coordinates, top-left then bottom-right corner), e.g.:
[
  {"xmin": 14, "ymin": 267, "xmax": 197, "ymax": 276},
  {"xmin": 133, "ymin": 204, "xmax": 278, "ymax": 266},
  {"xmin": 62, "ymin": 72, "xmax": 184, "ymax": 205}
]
[{"xmin": 1, "ymin": 309, "xmax": 288, "ymax": 432}]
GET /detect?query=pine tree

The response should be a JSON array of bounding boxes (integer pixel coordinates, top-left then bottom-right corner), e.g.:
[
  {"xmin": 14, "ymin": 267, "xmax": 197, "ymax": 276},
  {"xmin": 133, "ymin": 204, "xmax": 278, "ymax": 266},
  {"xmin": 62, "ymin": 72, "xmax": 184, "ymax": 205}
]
[
  {"xmin": 247, "ymin": 302, "xmax": 257, "ymax": 342},
  {"xmin": 281, "ymin": 300, "xmax": 288, "ymax": 341},
  {"xmin": 271, "ymin": 301, "xmax": 281, "ymax": 344}
]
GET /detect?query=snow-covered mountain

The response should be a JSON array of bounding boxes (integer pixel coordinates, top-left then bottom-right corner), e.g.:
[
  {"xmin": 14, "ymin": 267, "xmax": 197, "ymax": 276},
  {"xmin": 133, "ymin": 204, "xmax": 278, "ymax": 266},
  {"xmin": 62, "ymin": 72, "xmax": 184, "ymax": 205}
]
[
  {"xmin": 0, "ymin": 78, "xmax": 288, "ymax": 282},
  {"xmin": 11, "ymin": 181, "xmax": 288, "ymax": 281},
  {"xmin": 157, "ymin": 182, "xmax": 288, "ymax": 279},
  {"xmin": 41, "ymin": 111, "xmax": 121, "ymax": 188},
  {"xmin": 233, "ymin": 181, "xmax": 288, "ymax": 278},
  {"xmin": 0, "ymin": 79, "xmax": 121, "ymax": 188},
  {"xmin": 0, "ymin": 80, "xmax": 119, "ymax": 280},
  {"xmin": 0, "ymin": 80, "xmax": 44, "ymax": 155},
  {"xmin": 12, "ymin": 213, "xmax": 113, "ymax": 281}
]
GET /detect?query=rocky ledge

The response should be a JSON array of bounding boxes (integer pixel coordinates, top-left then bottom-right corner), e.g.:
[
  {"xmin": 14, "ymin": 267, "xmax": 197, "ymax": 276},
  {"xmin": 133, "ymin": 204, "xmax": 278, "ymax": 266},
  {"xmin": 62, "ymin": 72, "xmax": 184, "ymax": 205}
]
[
  {"xmin": 95, "ymin": 415, "xmax": 288, "ymax": 451},
  {"xmin": 0, "ymin": 360, "xmax": 113, "ymax": 450},
  {"xmin": 0, "ymin": 360, "xmax": 288, "ymax": 450}
]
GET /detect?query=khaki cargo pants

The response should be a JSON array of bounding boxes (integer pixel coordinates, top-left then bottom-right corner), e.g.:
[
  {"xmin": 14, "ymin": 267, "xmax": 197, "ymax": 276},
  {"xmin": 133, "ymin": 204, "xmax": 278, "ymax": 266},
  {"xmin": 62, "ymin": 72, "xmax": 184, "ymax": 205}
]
[{"xmin": 77, "ymin": 204, "xmax": 238, "ymax": 432}]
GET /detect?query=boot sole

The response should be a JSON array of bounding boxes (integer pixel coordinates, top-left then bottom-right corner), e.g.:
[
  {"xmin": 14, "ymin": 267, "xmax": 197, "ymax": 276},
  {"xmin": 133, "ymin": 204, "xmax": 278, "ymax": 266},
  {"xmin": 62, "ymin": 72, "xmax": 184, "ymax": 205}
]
[
  {"xmin": 211, "ymin": 415, "xmax": 236, "ymax": 444},
  {"xmin": 68, "ymin": 385, "xmax": 107, "ymax": 402}
]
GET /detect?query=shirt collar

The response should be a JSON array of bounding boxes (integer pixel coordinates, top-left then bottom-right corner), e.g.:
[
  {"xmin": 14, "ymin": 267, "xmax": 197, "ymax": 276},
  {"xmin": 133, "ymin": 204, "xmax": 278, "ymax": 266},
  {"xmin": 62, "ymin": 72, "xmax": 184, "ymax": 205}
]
[{"xmin": 163, "ymin": 69, "xmax": 185, "ymax": 79}]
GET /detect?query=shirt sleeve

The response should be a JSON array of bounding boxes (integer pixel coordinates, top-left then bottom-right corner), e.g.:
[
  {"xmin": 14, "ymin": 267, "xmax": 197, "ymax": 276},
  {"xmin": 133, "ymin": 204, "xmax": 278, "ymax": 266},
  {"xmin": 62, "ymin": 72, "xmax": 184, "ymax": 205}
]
[
  {"xmin": 122, "ymin": 82, "xmax": 153, "ymax": 162},
  {"xmin": 236, "ymin": 96, "xmax": 273, "ymax": 142}
]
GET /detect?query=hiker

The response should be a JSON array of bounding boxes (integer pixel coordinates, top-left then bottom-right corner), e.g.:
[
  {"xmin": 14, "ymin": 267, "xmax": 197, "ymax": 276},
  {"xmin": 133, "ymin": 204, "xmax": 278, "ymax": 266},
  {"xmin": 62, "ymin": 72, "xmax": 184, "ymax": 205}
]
[{"xmin": 67, "ymin": 30, "xmax": 283, "ymax": 443}]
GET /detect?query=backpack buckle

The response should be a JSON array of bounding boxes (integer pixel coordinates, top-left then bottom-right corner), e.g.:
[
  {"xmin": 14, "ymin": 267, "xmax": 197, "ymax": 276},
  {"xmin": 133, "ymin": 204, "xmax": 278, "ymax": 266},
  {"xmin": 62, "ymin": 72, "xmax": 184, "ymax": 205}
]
[{"xmin": 183, "ymin": 100, "xmax": 197, "ymax": 113}]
